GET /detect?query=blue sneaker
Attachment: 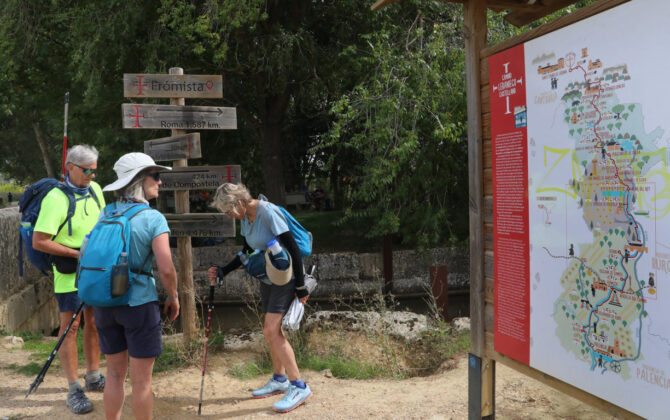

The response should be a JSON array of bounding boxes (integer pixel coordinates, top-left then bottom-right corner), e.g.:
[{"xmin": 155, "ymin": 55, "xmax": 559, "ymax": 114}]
[
  {"xmin": 251, "ymin": 377, "xmax": 289, "ymax": 398},
  {"xmin": 272, "ymin": 383, "xmax": 312, "ymax": 413}
]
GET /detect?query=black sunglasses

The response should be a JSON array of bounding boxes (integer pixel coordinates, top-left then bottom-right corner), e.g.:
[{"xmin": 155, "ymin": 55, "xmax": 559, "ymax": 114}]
[
  {"xmin": 148, "ymin": 172, "xmax": 161, "ymax": 182},
  {"xmin": 73, "ymin": 163, "xmax": 96, "ymax": 176}
]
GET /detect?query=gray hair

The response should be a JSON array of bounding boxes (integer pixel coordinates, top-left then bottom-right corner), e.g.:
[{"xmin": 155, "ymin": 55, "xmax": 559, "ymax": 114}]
[
  {"xmin": 116, "ymin": 169, "xmax": 149, "ymax": 201},
  {"xmin": 212, "ymin": 183, "xmax": 251, "ymax": 216},
  {"xmin": 66, "ymin": 145, "xmax": 99, "ymax": 166}
]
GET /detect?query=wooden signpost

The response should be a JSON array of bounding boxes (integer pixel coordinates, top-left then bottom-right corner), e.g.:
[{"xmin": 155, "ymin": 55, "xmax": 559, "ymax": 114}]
[
  {"xmin": 122, "ymin": 104, "xmax": 237, "ymax": 130},
  {"xmin": 122, "ymin": 67, "xmax": 238, "ymax": 344},
  {"xmin": 157, "ymin": 165, "xmax": 241, "ymax": 191},
  {"xmin": 123, "ymin": 73, "xmax": 223, "ymax": 98},
  {"xmin": 144, "ymin": 133, "xmax": 202, "ymax": 161},
  {"xmin": 164, "ymin": 214, "xmax": 235, "ymax": 238}
]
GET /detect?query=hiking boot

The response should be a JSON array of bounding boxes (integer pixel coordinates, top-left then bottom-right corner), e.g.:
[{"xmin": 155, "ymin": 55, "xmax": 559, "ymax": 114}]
[
  {"xmin": 251, "ymin": 377, "xmax": 289, "ymax": 398},
  {"xmin": 85, "ymin": 374, "xmax": 106, "ymax": 392},
  {"xmin": 272, "ymin": 383, "xmax": 312, "ymax": 413},
  {"xmin": 66, "ymin": 388, "xmax": 94, "ymax": 414}
]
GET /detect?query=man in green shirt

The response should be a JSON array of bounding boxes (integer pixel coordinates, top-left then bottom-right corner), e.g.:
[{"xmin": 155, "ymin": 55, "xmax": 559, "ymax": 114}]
[{"xmin": 33, "ymin": 145, "xmax": 106, "ymax": 414}]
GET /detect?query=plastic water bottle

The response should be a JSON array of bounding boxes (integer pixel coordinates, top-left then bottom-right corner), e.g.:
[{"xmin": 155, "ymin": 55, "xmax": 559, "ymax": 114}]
[
  {"xmin": 267, "ymin": 239, "xmax": 290, "ymax": 270},
  {"xmin": 238, "ymin": 251, "xmax": 249, "ymax": 266},
  {"xmin": 111, "ymin": 252, "xmax": 129, "ymax": 297}
]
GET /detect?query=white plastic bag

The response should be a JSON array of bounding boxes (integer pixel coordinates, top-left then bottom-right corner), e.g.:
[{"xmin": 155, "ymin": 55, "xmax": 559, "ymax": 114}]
[{"xmin": 282, "ymin": 270, "xmax": 317, "ymax": 331}]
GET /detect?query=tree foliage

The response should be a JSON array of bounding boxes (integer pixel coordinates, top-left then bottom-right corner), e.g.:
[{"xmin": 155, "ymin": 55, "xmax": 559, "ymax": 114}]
[
  {"xmin": 319, "ymin": 3, "xmax": 468, "ymax": 248},
  {"xmin": 0, "ymin": 0, "xmax": 599, "ymax": 248}
]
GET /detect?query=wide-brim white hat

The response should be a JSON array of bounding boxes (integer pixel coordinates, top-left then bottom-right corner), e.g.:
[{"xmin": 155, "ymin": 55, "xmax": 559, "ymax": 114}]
[
  {"xmin": 265, "ymin": 250, "xmax": 293, "ymax": 286},
  {"xmin": 103, "ymin": 152, "xmax": 171, "ymax": 192}
]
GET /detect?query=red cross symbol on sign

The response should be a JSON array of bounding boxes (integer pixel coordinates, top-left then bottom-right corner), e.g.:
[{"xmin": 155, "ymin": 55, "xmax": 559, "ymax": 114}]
[
  {"xmin": 133, "ymin": 75, "xmax": 148, "ymax": 96},
  {"xmin": 128, "ymin": 105, "xmax": 145, "ymax": 128},
  {"xmin": 223, "ymin": 166, "xmax": 238, "ymax": 183}
]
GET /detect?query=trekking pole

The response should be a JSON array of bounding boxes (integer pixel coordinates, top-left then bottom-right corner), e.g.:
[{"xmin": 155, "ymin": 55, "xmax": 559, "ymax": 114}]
[
  {"xmin": 197, "ymin": 284, "xmax": 216, "ymax": 415},
  {"xmin": 61, "ymin": 92, "xmax": 69, "ymax": 181},
  {"xmin": 26, "ymin": 301, "xmax": 84, "ymax": 398}
]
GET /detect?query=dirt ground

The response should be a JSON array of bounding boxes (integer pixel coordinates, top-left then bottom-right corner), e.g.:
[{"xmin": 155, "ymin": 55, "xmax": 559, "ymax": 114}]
[{"xmin": 0, "ymin": 334, "xmax": 616, "ymax": 420}]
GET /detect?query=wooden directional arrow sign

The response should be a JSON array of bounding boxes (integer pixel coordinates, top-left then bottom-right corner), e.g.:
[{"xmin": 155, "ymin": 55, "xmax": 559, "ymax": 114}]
[
  {"xmin": 122, "ymin": 104, "xmax": 237, "ymax": 130},
  {"xmin": 123, "ymin": 74, "xmax": 223, "ymax": 98},
  {"xmin": 165, "ymin": 213, "xmax": 235, "ymax": 237},
  {"xmin": 158, "ymin": 165, "xmax": 241, "ymax": 191},
  {"xmin": 144, "ymin": 133, "xmax": 201, "ymax": 162}
]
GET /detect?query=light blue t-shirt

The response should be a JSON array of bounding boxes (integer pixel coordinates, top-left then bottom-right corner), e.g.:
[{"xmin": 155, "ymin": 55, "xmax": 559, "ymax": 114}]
[
  {"xmin": 240, "ymin": 199, "xmax": 289, "ymax": 250},
  {"xmin": 106, "ymin": 202, "xmax": 170, "ymax": 306}
]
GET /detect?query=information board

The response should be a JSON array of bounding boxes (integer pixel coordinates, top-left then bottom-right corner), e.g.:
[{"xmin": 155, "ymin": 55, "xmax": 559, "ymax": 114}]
[{"xmin": 489, "ymin": 1, "xmax": 670, "ymax": 418}]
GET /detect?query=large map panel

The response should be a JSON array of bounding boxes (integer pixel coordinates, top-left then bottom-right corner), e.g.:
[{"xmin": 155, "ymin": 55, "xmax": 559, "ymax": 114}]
[{"xmin": 492, "ymin": 1, "xmax": 670, "ymax": 418}]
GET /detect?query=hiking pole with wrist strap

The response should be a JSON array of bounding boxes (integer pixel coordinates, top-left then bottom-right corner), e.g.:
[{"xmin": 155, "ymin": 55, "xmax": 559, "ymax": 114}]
[
  {"xmin": 197, "ymin": 284, "xmax": 216, "ymax": 415},
  {"xmin": 26, "ymin": 301, "xmax": 84, "ymax": 398},
  {"xmin": 61, "ymin": 92, "xmax": 69, "ymax": 181}
]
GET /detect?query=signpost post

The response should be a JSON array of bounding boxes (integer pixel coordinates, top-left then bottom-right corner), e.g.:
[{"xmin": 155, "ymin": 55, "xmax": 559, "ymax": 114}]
[{"xmin": 122, "ymin": 67, "xmax": 238, "ymax": 343}]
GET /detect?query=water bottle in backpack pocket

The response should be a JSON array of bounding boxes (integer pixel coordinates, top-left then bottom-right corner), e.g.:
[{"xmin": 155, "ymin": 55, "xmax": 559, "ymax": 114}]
[
  {"xmin": 77, "ymin": 203, "xmax": 149, "ymax": 307},
  {"xmin": 110, "ymin": 252, "xmax": 130, "ymax": 297},
  {"xmin": 266, "ymin": 238, "xmax": 290, "ymax": 270}
]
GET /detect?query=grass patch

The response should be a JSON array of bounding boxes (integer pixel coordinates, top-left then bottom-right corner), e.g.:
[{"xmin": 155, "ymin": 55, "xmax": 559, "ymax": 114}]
[
  {"xmin": 8, "ymin": 362, "xmax": 42, "ymax": 376},
  {"xmin": 300, "ymin": 353, "xmax": 387, "ymax": 379},
  {"xmin": 228, "ymin": 361, "xmax": 270, "ymax": 380},
  {"xmin": 154, "ymin": 339, "xmax": 202, "ymax": 373}
]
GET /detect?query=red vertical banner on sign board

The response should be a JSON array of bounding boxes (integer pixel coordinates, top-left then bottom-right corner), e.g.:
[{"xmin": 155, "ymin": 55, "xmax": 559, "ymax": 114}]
[{"xmin": 489, "ymin": 43, "xmax": 530, "ymax": 365}]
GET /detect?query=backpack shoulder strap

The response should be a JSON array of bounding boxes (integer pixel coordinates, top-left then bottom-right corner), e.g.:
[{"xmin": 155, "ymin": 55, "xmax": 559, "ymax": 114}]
[
  {"xmin": 258, "ymin": 200, "xmax": 272, "ymax": 233},
  {"xmin": 122, "ymin": 203, "xmax": 151, "ymax": 219},
  {"xmin": 88, "ymin": 186, "xmax": 101, "ymax": 210},
  {"xmin": 53, "ymin": 182, "xmax": 77, "ymax": 236}
]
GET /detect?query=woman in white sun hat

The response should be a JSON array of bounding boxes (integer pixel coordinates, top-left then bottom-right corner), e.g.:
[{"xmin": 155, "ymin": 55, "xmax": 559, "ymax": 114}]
[
  {"xmin": 95, "ymin": 152, "xmax": 180, "ymax": 420},
  {"xmin": 207, "ymin": 182, "xmax": 312, "ymax": 413}
]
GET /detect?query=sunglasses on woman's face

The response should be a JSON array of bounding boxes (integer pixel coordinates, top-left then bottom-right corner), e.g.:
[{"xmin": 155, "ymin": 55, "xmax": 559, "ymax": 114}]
[
  {"xmin": 148, "ymin": 172, "xmax": 161, "ymax": 182},
  {"xmin": 73, "ymin": 163, "xmax": 96, "ymax": 176}
]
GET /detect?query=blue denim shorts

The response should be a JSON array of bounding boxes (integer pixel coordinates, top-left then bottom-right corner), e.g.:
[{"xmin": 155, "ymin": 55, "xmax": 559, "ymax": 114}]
[
  {"xmin": 55, "ymin": 291, "xmax": 87, "ymax": 313},
  {"xmin": 93, "ymin": 302, "xmax": 162, "ymax": 358}
]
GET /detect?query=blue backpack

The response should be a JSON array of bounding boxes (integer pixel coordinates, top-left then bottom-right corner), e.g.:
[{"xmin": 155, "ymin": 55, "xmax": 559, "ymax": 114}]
[
  {"xmin": 260, "ymin": 200, "xmax": 313, "ymax": 257},
  {"xmin": 76, "ymin": 203, "xmax": 151, "ymax": 307},
  {"xmin": 18, "ymin": 178, "xmax": 99, "ymax": 276}
]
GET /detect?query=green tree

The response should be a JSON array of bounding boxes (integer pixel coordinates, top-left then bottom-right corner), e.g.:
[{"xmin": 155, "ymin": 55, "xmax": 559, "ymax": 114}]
[
  {"xmin": 612, "ymin": 104, "xmax": 625, "ymax": 118},
  {"xmin": 157, "ymin": 0, "xmax": 395, "ymax": 203},
  {"xmin": 320, "ymin": 5, "xmax": 468, "ymax": 247}
]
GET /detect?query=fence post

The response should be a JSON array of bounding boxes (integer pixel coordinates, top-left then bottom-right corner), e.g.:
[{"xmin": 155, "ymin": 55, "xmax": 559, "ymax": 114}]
[{"xmin": 430, "ymin": 265, "xmax": 448, "ymax": 321}]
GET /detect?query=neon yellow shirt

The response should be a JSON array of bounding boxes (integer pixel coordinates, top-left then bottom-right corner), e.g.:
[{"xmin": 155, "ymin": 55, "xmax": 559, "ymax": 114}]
[{"xmin": 33, "ymin": 181, "xmax": 105, "ymax": 293}]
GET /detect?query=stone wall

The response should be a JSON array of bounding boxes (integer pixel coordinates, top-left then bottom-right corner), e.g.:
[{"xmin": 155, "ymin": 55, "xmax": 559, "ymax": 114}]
[
  {"xmin": 0, "ymin": 204, "xmax": 469, "ymax": 333},
  {"xmin": 0, "ymin": 206, "xmax": 58, "ymax": 334},
  {"xmin": 175, "ymin": 244, "xmax": 469, "ymax": 304}
]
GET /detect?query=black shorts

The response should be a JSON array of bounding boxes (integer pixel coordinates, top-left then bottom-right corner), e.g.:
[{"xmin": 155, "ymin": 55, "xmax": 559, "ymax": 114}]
[
  {"xmin": 260, "ymin": 279, "xmax": 295, "ymax": 314},
  {"xmin": 93, "ymin": 302, "xmax": 162, "ymax": 358}
]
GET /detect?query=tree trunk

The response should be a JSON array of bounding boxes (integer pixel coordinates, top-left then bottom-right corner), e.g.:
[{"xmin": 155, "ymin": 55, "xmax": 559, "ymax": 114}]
[
  {"xmin": 261, "ymin": 122, "xmax": 286, "ymax": 205},
  {"xmin": 259, "ymin": 92, "xmax": 290, "ymax": 205},
  {"xmin": 32, "ymin": 123, "xmax": 55, "ymax": 178}
]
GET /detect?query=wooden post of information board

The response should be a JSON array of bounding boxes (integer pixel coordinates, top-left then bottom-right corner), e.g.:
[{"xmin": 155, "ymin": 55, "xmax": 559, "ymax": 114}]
[
  {"xmin": 169, "ymin": 67, "xmax": 196, "ymax": 342},
  {"xmin": 464, "ymin": 0, "xmax": 493, "ymax": 418}
]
